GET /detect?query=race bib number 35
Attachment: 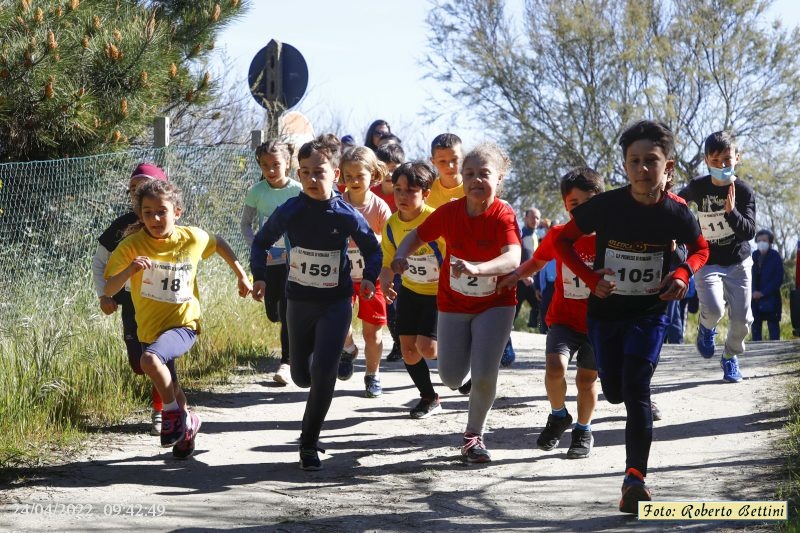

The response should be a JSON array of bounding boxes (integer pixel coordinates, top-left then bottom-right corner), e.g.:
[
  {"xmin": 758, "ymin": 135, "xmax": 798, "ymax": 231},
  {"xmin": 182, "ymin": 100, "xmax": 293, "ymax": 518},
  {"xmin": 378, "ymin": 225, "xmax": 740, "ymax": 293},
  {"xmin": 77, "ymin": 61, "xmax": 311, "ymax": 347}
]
[
  {"xmin": 404, "ymin": 254, "xmax": 440, "ymax": 284},
  {"xmin": 289, "ymin": 247, "xmax": 340, "ymax": 288},
  {"xmin": 698, "ymin": 211, "xmax": 734, "ymax": 242},
  {"xmin": 604, "ymin": 249, "xmax": 663, "ymax": 296},
  {"xmin": 141, "ymin": 260, "xmax": 194, "ymax": 303},
  {"xmin": 449, "ymin": 256, "xmax": 496, "ymax": 297}
]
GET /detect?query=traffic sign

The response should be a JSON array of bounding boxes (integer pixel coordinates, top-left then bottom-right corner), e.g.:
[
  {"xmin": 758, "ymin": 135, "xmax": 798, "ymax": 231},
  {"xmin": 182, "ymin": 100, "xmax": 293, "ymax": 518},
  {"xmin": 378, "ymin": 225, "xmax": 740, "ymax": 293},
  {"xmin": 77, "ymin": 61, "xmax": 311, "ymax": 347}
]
[{"xmin": 248, "ymin": 40, "xmax": 308, "ymax": 110}]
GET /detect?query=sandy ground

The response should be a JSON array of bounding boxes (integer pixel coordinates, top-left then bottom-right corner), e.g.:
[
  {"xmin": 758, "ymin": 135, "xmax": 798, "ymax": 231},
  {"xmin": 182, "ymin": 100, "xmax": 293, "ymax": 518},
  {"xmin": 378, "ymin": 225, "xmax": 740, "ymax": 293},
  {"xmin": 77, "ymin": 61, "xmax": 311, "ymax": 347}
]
[{"xmin": 1, "ymin": 332, "xmax": 797, "ymax": 532}]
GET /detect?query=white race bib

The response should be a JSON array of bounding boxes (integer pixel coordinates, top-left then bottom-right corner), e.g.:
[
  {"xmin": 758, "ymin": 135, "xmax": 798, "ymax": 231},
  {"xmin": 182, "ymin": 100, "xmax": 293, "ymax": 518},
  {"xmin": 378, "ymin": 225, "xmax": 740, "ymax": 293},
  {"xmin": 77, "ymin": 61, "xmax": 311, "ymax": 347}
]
[
  {"xmin": 561, "ymin": 262, "xmax": 592, "ymax": 300},
  {"xmin": 697, "ymin": 211, "xmax": 734, "ymax": 242},
  {"xmin": 288, "ymin": 247, "xmax": 340, "ymax": 288},
  {"xmin": 604, "ymin": 249, "xmax": 663, "ymax": 296},
  {"xmin": 404, "ymin": 254, "xmax": 440, "ymax": 284},
  {"xmin": 140, "ymin": 260, "xmax": 194, "ymax": 303},
  {"xmin": 347, "ymin": 247, "xmax": 365, "ymax": 280},
  {"xmin": 449, "ymin": 256, "xmax": 497, "ymax": 297}
]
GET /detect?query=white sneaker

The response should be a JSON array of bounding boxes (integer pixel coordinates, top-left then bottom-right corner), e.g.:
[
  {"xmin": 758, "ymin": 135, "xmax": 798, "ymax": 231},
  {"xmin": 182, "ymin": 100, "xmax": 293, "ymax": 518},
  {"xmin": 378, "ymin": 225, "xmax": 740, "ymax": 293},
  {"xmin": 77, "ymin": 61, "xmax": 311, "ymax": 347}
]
[
  {"xmin": 274, "ymin": 363, "xmax": 292, "ymax": 386},
  {"xmin": 150, "ymin": 410, "xmax": 162, "ymax": 436}
]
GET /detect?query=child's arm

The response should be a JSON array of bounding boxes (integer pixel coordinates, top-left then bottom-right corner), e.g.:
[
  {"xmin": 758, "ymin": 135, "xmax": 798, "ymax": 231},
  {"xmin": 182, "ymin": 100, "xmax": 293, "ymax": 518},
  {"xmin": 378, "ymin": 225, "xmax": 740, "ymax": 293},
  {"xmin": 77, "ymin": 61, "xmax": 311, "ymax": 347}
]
[
  {"xmin": 554, "ymin": 220, "xmax": 614, "ymax": 297},
  {"xmin": 250, "ymin": 207, "xmax": 286, "ymax": 301},
  {"xmin": 92, "ymin": 244, "xmax": 118, "ymax": 315},
  {"xmin": 104, "ymin": 256, "xmax": 151, "ymax": 297},
  {"xmin": 390, "ymin": 229, "xmax": 425, "ymax": 275},
  {"xmin": 659, "ymin": 234, "xmax": 709, "ymax": 301},
  {"xmin": 496, "ymin": 256, "xmax": 547, "ymax": 292},
  {"xmin": 349, "ymin": 219, "xmax": 383, "ymax": 300},
  {"xmin": 452, "ymin": 244, "xmax": 521, "ymax": 278},
  {"xmin": 379, "ymin": 266, "xmax": 397, "ymax": 303},
  {"xmin": 724, "ymin": 183, "xmax": 756, "ymax": 241},
  {"xmin": 215, "ymin": 235, "xmax": 253, "ymax": 298},
  {"xmin": 240, "ymin": 206, "xmax": 258, "ymax": 246}
]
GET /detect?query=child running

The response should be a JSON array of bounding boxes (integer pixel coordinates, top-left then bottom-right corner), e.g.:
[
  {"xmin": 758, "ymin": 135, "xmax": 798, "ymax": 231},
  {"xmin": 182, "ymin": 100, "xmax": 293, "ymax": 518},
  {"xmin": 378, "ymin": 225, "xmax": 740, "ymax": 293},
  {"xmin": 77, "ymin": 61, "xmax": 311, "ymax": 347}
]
[
  {"xmin": 105, "ymin": 180, "xmax": 252, "ymax": 459},
  {"xmin": 92, "ymin": 163, "xmax": 167, "ymax": 436},
  {"xmin": 337, "ymin": 146, "xmax": 392, "ymax": 397},
  {"xmin": 240, "ymin": 140, "xmax": 302, "ymax": 386},
  {"xmin": 391, "ymin": 142, "xmax": 521, "ymax": 463},
  {"xmin": 554, "ymin": 120, "xmax": 709, "ymax": 513},
  {"xmin": 498, "ymin": 167, "xmax": 604, "ymax": 459},
  {"xmin": 250, "ymin": 134, "xmax": 382, "ymax": 470},
  {"xmin": 678, "ymin": 131, "xmax": 756, "ymax": 382},
  {"xmin": 379, "ymin": 161, "xmax": 446, "ymax": 418}
]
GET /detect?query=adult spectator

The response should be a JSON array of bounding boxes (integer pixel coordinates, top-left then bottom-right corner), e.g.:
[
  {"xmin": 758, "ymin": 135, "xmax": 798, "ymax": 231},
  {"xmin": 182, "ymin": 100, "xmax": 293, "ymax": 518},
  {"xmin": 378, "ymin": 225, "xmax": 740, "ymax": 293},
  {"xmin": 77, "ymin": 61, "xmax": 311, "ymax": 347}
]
[
  {"xmin": 751, "ymin": 229, "xmax": 784, "ymax": 340},
  {"xmin": 516, "ymin": 208, "xmax": 541, "ymax": 329}
]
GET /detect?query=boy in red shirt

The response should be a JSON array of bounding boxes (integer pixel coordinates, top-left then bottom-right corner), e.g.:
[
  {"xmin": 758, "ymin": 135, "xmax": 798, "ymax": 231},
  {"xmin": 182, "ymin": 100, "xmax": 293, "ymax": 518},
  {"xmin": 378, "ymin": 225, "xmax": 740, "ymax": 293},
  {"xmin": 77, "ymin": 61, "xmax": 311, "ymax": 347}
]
[{"xmin": 499, "ymin": 167, "xmax": 603, "ymax": 459}]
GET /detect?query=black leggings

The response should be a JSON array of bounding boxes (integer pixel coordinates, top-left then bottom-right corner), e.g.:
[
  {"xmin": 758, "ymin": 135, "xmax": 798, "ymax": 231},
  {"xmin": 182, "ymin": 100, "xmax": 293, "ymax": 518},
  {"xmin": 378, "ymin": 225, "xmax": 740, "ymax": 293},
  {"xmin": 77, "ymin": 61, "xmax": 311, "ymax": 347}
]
[
  {"xmin": 265, "ymin": 264, "xmax": 290, "ymax": 363},
  {"xmin": 287, "ymin": 298, "xmax": 352, "ymax": 448}
]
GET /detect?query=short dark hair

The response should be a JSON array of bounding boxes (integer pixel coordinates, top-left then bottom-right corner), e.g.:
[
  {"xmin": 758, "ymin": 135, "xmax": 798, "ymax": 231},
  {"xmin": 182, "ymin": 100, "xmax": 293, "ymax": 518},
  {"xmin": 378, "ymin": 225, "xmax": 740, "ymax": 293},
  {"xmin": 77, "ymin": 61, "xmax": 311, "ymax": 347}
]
[
  {"xmin": 375, "ymin": 143, "xmax": 405, "ymax": 165},
  {"xmin": 430, "ymin": 133, "xmax": 462, "ymax": 155},
  {"xmin": 755, "ymin": 228, "xmax": 774, "ymax": 244},
  {"xmin": 391, "ymin": 160, "xmax": 438, "ymax": 191},
  {"xmin": 377, "ymin": 132, "xmax": 403, "ymax": 146},
  {"xmin": 619, "ymin": 120, "xmax": 675, "ymax": 159},
  {"xmin": 559, "ymin": 166, "xmax": 604, "ymax": 200},
  {"xmin": 704, "ymin": 130, "xmax": 737, "ymax": 156},
  {"xmin": 297, "ymin": 133, "xmax": 342, "ymax": 168}
]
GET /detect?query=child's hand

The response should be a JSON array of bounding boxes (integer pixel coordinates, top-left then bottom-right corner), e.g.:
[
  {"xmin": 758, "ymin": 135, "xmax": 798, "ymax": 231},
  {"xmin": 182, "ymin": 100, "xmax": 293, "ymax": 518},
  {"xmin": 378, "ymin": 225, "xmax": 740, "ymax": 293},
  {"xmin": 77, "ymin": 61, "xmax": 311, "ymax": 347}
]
[
  {"xmin": 593, "ymin": 268, "xmax": 616, "ymax": 298},
  {"xmin": 252, "ymin": 280, "xmax": 266, "ymax": 302},
  {"xmin": 451, "ymin": 258, "xmax": 479, "ymax": 278},
  {"xmin": 130, "ymin": 256, "xmax": 152, "ymax": 273},
  {"xmin": 384, "ymin": 280, "xmax": 398, "ymax": 304},
  {"xmin": 360, "ymin": 280, "xmax": 376, "ymax": 300},
  {"xmin": 390, "ymin": 257, "xmax": 409, "ymax": 275},
  {"xmin": 496, "ymin": 271, "xmax": 520, "ymax": 293},
  {"xmin": 659, "ymin": 274, "xmax": 687, "ymax": 301},
  {"xmin": 237, "ymin": 276, "xmax": 253, "ymax": 298},
  {"xmin": 725, "ymin": 183, "xmax": 735, "ymax": 214},
  {"xmin": 99, "ymin": 296, "xmax": 118, "ymax": 315}
]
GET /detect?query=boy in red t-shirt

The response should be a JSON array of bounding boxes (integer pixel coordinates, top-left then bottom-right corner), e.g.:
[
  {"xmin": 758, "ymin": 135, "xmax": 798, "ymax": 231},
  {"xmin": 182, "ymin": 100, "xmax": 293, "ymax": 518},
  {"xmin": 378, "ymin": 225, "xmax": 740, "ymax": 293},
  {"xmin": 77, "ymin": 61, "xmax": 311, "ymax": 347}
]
[{"xmin": 498, "ymin": 167, "xmax": 603, "ymax": 459}]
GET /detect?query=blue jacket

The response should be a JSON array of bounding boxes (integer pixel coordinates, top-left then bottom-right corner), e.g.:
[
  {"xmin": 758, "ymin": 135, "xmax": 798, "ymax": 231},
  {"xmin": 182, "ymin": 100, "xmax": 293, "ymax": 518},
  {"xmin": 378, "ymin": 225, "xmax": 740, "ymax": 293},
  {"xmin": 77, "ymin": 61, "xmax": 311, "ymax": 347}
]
[
  {"xmin": 751, "ymin": 248, "xmax": 783, "ymax": 317},
  {"xmin": 250, "ymin": 192, "xmax": 382, "ymax": 301}
]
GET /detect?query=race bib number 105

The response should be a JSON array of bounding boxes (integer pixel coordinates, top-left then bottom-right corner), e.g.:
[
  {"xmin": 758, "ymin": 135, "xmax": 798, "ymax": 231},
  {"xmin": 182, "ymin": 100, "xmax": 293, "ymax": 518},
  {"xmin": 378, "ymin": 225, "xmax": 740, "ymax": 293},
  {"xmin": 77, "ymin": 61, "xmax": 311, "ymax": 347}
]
[
  {"xmin": 141, "ymin": 260, "xmax": 194, "ymax": 303},
  {"xmin": 603, "ymin": 249, "xmax": 663, "ymax": 296}
]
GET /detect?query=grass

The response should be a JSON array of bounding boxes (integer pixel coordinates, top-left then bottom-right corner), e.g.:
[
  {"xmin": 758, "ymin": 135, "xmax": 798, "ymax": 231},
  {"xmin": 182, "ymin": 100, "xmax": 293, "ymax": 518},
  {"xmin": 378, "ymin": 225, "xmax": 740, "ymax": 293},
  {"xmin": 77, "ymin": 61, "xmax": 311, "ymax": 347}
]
[{"xmin": 0, "ymin": 261, "xmax": 280, "ymax": 469}]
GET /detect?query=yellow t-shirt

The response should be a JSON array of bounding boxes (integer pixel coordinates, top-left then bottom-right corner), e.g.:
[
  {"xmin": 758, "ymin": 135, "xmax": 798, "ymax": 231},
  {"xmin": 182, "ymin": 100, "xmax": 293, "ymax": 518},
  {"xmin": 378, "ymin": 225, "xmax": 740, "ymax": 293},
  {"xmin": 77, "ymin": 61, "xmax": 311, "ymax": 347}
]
[
  {"xmin": 105, "ymin": 226, "xmax": 217, "ymax": 343},
  {"xmin": 381, "ymin": 205, "xmax": 446, "ymax": 296},
  {"xmin": 426, "ymin": 178, "xmax": 465, "ymax": 209}
]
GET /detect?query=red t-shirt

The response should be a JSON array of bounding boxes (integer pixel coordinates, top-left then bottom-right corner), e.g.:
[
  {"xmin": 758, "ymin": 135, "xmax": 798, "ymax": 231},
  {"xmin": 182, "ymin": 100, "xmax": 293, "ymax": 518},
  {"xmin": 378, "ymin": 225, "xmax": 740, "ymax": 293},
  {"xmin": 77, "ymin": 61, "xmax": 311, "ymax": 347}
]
[
  {"xmin": 370, "ymin": 184, "xmax": 397, "ymax": 212},
  {"xmin": 416, "ymin": 197, "xmax": 520, "ymax": 313},
  {"xmin": 534, "ymin": 225, "xmax": 595, "ymax": 334}
]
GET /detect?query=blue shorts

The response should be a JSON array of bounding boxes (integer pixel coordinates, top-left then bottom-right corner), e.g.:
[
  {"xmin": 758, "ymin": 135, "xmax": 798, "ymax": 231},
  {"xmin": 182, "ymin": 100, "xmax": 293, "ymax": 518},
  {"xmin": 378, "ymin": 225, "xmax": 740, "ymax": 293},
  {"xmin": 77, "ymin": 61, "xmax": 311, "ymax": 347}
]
[
  {"xmin": 587, "ymin": 314, "xmax": 669, "ymax": 370},
  {"xmin": 142, "ymin": 327, "xmax": 197, "ymax": 382}
]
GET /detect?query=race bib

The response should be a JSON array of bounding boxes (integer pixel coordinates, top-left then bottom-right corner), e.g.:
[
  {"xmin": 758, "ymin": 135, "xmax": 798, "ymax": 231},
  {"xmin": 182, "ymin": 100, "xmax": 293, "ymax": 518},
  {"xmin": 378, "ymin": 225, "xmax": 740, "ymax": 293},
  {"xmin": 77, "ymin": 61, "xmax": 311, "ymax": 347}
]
[
  {"xmin": 140, "ymin": 260, "xmax": 194, "ymax": 303},
  {"xmin": 561, "ymin": 262, "xmax": 592, "ymax": 300},
  {"xmin": 288, "ymin": 247, "xmax": 340, "ymax": 288},
  {"xmin": 404, "ymin": 254, "xmax": 440, "ymax": 284},
  {"xmin": 449, "ymin": 256, "xmax": 497, "ymax": 297},
  {"xmin": 604, "ymin": 249, "xmax": 663, "ymax": 296},
  {"xmin": 697, "ymin": 211, "xmax": 734, "ymax": 242},
  {"xmin": 347, "ymin": 247, "xmax": 365, "ymax": 280}
]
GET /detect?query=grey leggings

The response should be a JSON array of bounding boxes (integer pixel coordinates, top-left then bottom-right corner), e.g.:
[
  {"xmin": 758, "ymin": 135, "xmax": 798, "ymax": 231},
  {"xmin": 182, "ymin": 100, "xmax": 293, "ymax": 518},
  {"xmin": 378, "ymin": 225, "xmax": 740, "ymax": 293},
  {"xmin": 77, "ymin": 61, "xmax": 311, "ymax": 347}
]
[{"xmin": 437, "ymin": 306, "xmax": 515, "ymax": 435}]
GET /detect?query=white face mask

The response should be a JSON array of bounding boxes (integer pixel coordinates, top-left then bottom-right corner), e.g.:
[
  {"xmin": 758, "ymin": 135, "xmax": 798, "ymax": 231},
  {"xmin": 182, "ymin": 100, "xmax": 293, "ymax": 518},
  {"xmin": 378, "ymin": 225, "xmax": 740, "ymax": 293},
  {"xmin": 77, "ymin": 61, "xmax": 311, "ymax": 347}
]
[{"xmin": 756, "ymin": 241, "xmax": 770, "ymax": 252}]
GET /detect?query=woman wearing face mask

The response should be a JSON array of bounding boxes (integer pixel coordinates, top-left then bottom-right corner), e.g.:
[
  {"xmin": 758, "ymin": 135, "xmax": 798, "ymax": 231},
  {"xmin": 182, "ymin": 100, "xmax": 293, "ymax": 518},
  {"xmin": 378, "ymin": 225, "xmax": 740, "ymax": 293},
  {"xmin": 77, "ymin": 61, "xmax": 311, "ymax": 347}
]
[{"xmin": 751, "ymin": 229, "xmax": 784, "ymax": 341}]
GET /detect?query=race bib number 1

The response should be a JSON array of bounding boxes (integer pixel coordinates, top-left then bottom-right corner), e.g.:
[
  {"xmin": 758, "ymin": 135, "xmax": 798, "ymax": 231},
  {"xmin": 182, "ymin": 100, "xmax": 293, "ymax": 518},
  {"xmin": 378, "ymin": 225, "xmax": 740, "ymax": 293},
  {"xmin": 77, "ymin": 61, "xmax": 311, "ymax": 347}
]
[
  {"xmin": 561, "ymin": 262, "xmax": 592, "ymax": 300},
  {"xmin": 698, "ymin": 211, "xmax": 734, "ymax": 242},
  {"xmin": 449, "ymin": 256, "xmax": 496, "ymax": 297},
  {"xmin": 604, "ymin": 249, "xmax": 663, "ymax": 296},
  {"xmin": 289, "ymin": 247, "xmax": 340, "ymax": 288},
  {"xmin": 141, "ymin": 260, "xmax": 194, "ymax": 303}
]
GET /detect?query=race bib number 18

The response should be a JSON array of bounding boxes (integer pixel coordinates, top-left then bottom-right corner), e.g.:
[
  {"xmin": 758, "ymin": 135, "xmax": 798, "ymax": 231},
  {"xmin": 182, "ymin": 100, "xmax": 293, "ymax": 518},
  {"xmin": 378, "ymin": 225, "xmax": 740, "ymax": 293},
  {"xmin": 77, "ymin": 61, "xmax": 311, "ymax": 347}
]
[
  {"xmin": 141, "ymin": 260, "xmax": 194, "ymax": 303},
  {"xmin": 603, "ymin": 249, "xmax": 663, "ymax": 296}
]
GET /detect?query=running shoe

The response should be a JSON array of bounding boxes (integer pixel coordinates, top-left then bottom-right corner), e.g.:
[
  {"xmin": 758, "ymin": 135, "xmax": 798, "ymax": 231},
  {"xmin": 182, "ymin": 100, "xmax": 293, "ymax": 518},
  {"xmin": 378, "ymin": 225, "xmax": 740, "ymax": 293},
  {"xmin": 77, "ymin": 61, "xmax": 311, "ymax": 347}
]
[
  {"xmin": 566, "ymin": 427, "xmax": 593, "ymax": 459},
  {"xmin": 619, "ymin": 468, "xmax": 651, "ymax": 514},
  {"xmin": 150, "ymin": 409, "xmax": 162, "ymax": 436},
  {"xmin": 299, "ymin": 445, "xmax": 326, "ymax": 471},
  {"xmin": 651, "ymin": 400, "xmax": 662, "ymax": 422},
  {"xmin": 410, "ymin": 395, "xmax": 442, "ymax": 419},
  {"xmin": 386, "ymin": 344, "xmax": 403, "ymax": 362},
  {"xmin": 337, "ymin": 346, "xmax": 357, "ymax": 381},
  {"xmin": 274, "ymin": 363, "xmax": 291, "ymax": 386},
  {"xmin": 536, "ymin": 412, "xmax": 573, "ymax": 451},
  {"xmin": 500, "ymin": 339, "xmax": 516, "ymax": 367},
  {"xmin": 364, "ymin": 375, "xmax": 383, "ymax": 398},
  {"xmin": 461, "ymin": 432, "xmax": 491, "ymax": 463},
  {"xmin": 172, "ymin": 411, "xmax": 201, "ymax": 460},
  {"xmin": 695, "ymin": 324, "xmax": 716, "ymax": 358},
  {"xmin": 160, "ymin": 408, "xmax": 187, "ymax": 448},
  {"xmin": 721, "ymin": 355, "xmax": 743, "ymax": 383},
  {"xmin": 457, "ymin": 378, "xmax": 472, "ymax": 395}
]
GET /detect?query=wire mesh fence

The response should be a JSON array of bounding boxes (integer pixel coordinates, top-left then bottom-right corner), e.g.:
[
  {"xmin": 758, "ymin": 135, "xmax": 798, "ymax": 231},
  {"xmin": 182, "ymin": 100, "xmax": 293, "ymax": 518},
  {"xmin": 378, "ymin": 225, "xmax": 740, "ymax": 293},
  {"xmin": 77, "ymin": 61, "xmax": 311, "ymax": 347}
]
[{"xmin": 0, "ymin": 145, "xmax": 261, "ymax": 323}]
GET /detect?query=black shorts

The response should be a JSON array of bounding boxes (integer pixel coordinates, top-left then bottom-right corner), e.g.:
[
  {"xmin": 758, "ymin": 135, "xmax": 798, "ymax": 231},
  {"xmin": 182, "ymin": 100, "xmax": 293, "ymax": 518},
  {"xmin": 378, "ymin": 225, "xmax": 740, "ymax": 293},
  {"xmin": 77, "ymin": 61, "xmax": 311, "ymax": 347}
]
[
  {"xmin": 545, "ymin": 324, "xmax": 597, "ymax": 370},
  {"xmin": 396, "ymin": 285, "xmax": 438, "ymax": 339}
]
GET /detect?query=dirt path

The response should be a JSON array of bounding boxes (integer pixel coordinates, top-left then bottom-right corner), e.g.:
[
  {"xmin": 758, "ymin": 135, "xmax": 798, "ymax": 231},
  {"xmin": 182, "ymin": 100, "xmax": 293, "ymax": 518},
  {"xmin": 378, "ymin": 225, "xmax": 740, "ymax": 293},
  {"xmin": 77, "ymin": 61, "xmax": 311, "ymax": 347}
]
[{"xmin": 2, "ymin": 333, "xmax": 797, "ymax": 532}]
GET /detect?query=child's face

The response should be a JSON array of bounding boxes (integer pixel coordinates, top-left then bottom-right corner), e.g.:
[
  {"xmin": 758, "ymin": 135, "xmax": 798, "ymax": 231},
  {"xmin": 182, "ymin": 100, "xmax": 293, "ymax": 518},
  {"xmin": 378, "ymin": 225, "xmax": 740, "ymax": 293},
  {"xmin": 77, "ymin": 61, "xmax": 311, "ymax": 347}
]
[
  {"xmin": 563, "ymin": 189, "xmax": 597, "ymax": 217},
  {"xmin": 462, "ymin": 156, "xmax": 500, "ymax": 202},
  {"xmin": 140, "ymin": 195, "xmax": 181, "ymax": 239},
  {"xmin": 431, "ymin": 146, "xmax": 462, "ymax": 180},
  {"xmin": 705, "ymin": 148, "xmax": 739, "ymax": 170},
  {"xmin": 341, "ymin": 162, "xmax": 372, "ymax": 194},
  {"xmin": 258, "ymin": 152, "xmax": 289, "ymax": 187},
  {"xmin": 297, "ymin": 151, "xmax": 339, "ymax": 201},
  {"xmin": 622, "ymin": 140, "xmax": 674, "ymax": 199},
  {"xmin": 128, "ymin": 176, "xmax": 150, "ymax": 205},
  {"xmin": 393, "ymin": 174, "xmax": 429, "ymax": 215}
]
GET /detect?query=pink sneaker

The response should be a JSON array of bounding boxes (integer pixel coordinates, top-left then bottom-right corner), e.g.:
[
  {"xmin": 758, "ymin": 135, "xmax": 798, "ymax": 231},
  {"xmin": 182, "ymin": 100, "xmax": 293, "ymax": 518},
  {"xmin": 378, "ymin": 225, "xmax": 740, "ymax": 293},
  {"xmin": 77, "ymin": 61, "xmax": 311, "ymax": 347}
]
[
  {"xmin": 160, "ymin": 409, "xmax": 187, "ymax": 448},
  {"xmin": 172, "ymin": 411, "xmax": 201, "ymax": 459}
]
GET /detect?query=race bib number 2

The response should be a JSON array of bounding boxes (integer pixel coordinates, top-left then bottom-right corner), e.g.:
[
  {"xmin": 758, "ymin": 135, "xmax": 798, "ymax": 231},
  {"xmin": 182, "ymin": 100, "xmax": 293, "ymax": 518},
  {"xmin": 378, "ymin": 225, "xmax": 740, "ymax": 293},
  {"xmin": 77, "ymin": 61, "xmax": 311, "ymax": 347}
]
[
  {"xmin": 449, "ymin": 256, "xmax": 496, "ymax": 297},
  {"xmin": 289, "ymin": 247, "xmax": 340, "ymax": 288},
  {"xmin": 141, "ymin": 260, "xmax": 194, "ymax": 303},
  {"xmin": 604, "ymin": 249, "xmax": 663, "ymax": 296}
]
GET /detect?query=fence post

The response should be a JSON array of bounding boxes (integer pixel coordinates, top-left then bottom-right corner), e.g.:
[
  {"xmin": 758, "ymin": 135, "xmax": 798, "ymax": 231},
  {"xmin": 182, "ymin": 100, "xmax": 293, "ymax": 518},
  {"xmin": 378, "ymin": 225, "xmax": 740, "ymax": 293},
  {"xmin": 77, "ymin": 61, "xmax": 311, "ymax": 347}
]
[
  {"xmin": 154, "ymin": 116, "xmax": 170, "ymax": 148},
  {"xmin": 251, "ymin": 130, "xmax": 265, "ymax": 149}
]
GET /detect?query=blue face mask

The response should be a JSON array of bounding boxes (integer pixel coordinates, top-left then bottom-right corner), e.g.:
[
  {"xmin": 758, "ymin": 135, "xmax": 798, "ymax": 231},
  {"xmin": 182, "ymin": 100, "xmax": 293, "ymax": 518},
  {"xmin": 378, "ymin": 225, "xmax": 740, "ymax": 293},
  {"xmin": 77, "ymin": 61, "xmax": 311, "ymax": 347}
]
[{"xmin": 709, "ymin": 165, "xmax": 735, "ymax": 184}]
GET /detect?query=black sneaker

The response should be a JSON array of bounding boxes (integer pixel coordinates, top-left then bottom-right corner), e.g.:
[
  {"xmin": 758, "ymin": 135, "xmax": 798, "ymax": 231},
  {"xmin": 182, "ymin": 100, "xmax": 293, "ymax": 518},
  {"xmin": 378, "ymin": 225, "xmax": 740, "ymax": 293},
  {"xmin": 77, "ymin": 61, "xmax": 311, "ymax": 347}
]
[
  {"xmin": 337, "ymin": 347, "xmax": 357, "ymax": 381},
  {"xmin": 457, "ymin": 379, "xmax": 472, "ymax": 395},
  {"xmin": 566, "ymin": 427, "xmax": 593, "ymax": 459},
  {"xmin": 386, "ymin": 344, "xmax": 403, "ymax": 362},
  {"xmin": 410, "ymin": 395, "xmax": 442, "ymax": 419},
  {"xmin": 299, "ymin": 445, "xmax": 325, "ymax": 471},
  {"xmin": 536, "ymin": 412, "xmax": 573, "ymax": 451}
]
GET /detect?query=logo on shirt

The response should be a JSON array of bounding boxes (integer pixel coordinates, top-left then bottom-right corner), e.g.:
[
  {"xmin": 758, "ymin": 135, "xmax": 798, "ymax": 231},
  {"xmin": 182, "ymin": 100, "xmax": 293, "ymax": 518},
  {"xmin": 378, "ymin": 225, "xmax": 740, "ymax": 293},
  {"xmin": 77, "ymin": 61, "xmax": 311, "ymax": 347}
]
[{"xmin": 331, "ymin": 228, "xmax": 339, "ymax": 235}]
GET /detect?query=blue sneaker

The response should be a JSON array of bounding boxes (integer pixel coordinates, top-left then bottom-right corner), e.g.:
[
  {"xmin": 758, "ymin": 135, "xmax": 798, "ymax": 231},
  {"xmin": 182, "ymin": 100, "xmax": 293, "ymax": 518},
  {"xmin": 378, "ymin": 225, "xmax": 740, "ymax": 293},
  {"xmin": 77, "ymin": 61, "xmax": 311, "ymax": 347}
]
[
  {"xmin": 364, "ymin": 374, "xmax": 382, "ymax": 398},
  {"xmin": 500, "ymin": 339, "xmax": 516, "ymax": 367},
  {"xmin": 695, "ymin": 324, "xmax": 716, "ymax": 358},
  {"xmin": 721, "ymin": 355, "xmax": 743, "ymax": 383},
  {"xmin": 337, "ymin": 347, "xmax": 357, "ymax": 381}
]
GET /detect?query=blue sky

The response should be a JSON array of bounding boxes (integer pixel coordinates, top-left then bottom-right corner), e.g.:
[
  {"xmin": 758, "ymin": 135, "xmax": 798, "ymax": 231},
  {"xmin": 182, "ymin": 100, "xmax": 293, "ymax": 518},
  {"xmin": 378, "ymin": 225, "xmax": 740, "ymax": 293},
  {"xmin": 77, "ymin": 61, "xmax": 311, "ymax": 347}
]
[{"xmin": 213, "ymin": 1, "xmax": 800, "ymax": 158}]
